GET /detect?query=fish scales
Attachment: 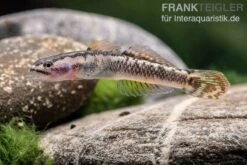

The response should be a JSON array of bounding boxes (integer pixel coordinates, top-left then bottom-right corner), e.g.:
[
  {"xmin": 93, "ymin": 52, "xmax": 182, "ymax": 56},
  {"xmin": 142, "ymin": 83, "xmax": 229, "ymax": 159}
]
[
  {"xmin": 98, "ymin": 55, "xmax": 189, "ymax": 88},
  {"xmin": 29, "ymin": 40, "xmax": 230, "ymax": 99}
]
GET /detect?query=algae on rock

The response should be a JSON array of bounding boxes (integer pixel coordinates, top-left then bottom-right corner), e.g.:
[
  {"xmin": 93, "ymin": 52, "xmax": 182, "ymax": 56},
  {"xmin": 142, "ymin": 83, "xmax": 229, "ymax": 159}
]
[{"xmin": 0, "ymin": 119, "xmax": 52, "ymax": 165}]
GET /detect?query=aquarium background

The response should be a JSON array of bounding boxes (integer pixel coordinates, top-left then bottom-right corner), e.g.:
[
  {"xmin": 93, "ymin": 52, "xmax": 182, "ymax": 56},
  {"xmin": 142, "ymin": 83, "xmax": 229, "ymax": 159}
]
[
  {"xmin": 0, "ymin": 0, "xmax": 246, "ymax": 113},
  {"xmin": 0, "ymin": 1, "xmax": 246, "ymax": 163}
]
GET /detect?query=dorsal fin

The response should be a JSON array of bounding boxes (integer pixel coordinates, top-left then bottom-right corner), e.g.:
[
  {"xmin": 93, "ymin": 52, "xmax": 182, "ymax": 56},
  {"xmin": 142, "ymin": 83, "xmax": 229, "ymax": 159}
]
[
  {"xmin": 88, "ymin": 40, "xmax": 121, "ymax": 53},
  {"xmin": 116, "ymin": 80, "xmax": 174, "ymax": 97},
  {"xmin": 123, "ymin": 45, "xmax": 175, "ymax": 67}
]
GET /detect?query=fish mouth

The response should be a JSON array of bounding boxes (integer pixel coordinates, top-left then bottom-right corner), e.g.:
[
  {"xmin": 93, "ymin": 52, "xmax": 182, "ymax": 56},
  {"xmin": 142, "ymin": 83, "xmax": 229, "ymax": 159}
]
[{"xmin": 30, "ymin": 68, "xmax": 51, "ymax": 75}]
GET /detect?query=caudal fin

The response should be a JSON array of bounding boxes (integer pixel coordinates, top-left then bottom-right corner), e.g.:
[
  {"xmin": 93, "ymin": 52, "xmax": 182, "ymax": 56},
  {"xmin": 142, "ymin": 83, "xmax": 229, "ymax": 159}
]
[{"xmin": 186, "ymin": 70, "xmax": 230, "ymax": 99}]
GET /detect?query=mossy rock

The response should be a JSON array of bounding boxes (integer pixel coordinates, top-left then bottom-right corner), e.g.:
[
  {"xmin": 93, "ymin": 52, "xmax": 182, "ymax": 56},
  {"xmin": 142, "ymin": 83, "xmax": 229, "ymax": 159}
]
[{"xmin": 0, "ymin": 119, "xmax": 52, "ymax": 165}]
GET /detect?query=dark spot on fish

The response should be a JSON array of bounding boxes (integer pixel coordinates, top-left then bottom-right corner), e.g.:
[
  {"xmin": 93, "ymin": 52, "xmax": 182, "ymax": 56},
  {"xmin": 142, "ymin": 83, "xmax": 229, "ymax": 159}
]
[
  {"xmin": 119, "ymin": 111, "xmax": 130, "ymax": 117},
  {"xmin": 70, "ymin": 124, "xmax": 76, "ymax": 129},
  {"xmin": 72, "ymin": 63, "xmax": 80, "ymax": 70},
  {"xmin": 43, "ymin": 61, "xmax": 53, "ymax": 68},
  {"xmin": 188, "ymin": 77, "xmax": 200, "ymax": 88}
]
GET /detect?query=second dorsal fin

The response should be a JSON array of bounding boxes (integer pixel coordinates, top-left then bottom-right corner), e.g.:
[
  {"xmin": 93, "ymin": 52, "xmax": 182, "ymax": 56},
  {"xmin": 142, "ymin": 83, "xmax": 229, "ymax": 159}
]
[
  {"xmin": 88, "ymin": 40, "xmax": 121, "ymax": 53},
  {"xmin": 123, "ymin": 45, "xmax": 175, "ymax": 67}
]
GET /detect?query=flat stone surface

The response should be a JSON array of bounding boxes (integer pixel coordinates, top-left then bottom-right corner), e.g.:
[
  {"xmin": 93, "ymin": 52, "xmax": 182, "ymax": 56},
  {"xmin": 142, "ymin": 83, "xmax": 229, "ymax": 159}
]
[
  {"xmin": 40, "ymin": 85, "xmax": 247, "ymax": 164},
  {"xmin": 0, "ymin": 35, "xmax": 96, "ymax": 127}
]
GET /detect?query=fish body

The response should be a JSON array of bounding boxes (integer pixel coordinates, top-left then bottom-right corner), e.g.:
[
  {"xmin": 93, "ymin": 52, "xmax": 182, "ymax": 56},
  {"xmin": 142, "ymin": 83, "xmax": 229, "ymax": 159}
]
[{"xmin": 30, "ymin": 41, "xmax": 229, "ymax": 99}]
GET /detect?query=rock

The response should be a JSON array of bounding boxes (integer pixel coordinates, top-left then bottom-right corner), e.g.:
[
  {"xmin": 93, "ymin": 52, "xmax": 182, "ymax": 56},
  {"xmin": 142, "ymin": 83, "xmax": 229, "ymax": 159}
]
[
  {"xmin": 0, "ymin": 8, "xmax": 186, "ymax": 69},
  {"xmin": 40, "ymin": 85, "xmax": 247, "ymax": 164},
  {"xmin": 0, "ymin": 35, "xmax": 96, "ymax": 128}
]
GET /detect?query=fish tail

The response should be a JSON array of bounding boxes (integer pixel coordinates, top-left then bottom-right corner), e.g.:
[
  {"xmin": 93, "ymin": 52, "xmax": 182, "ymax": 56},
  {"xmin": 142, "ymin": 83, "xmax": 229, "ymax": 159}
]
[{"xmin": 186, "ymin": 70, "xmax": 230, "ymax": 99}]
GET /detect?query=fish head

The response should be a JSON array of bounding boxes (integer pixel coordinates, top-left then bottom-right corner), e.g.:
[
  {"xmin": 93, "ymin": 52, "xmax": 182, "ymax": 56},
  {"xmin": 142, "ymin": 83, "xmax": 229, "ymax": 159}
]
[{"xmin": 29, "ymin": 56, "xmax": 76, "ymax": 81}]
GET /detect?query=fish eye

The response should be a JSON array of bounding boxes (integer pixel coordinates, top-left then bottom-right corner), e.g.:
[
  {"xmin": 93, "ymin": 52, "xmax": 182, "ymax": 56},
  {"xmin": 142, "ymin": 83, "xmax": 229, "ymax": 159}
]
[{"xmin": 43, "ymin": 61, "xmax": 53, "ymax": 68}]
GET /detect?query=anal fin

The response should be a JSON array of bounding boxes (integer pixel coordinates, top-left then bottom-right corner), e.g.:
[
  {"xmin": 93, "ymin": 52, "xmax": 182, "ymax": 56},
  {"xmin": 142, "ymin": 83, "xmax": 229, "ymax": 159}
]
[{"xmin": 116, "ymin": 80, "xmax": 174, "ymax": 97}]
